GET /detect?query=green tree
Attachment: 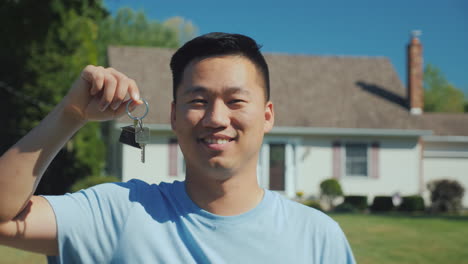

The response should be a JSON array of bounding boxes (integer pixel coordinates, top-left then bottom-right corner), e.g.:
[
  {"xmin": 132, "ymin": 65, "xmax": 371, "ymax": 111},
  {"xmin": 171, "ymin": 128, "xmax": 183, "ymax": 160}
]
[
  {"xmin": 0, "ymin": 0, "xmax": 107, "ymax": 195},
  {"xmin": 424, "ymin": 64, "xmax": 466, "ymax": 113},
  {"xmin": 96, "ymin": 7, "xmax": 196, "ymax": 66},
  {"xmin": 0, "ymin": 2, "xmax": 195, "ymax": 194}
]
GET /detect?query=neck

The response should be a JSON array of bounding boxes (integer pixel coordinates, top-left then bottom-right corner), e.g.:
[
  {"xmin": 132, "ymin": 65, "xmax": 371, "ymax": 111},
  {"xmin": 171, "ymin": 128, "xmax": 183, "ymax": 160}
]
[{"xmin": 185, "ymin": 166, "xmax": 264, "ymax": 216}]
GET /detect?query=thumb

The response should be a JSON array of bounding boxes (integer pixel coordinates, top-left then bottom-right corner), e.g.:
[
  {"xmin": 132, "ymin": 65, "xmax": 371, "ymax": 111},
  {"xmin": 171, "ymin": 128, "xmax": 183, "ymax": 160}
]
[{"xmin": 114, "ymin": 99, "xmax": 143, "ymax": 118}]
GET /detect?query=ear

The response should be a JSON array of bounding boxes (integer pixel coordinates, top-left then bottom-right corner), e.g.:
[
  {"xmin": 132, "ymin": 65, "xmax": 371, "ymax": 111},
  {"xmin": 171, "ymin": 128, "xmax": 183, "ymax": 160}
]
[
  {"xmin": 170, "ymin": 101, "xmax": 176, "ymax": 131},
  {"xmin": 263, "ymin": 101, "xmax": 274, "ymax": 133}
]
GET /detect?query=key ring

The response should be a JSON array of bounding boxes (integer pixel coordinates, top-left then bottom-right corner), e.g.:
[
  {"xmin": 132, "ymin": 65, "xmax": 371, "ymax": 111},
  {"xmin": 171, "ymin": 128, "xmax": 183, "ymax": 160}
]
[{"xmin": 126, "ymin": 99, "xmax": 149, "ymax": 121}]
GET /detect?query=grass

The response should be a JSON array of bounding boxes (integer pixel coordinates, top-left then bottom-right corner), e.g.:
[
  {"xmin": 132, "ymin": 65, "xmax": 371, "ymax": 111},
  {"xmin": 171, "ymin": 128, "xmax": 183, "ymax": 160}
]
[
  {"xmin": 1, "ymin": 213, "xmax": 468, "ymax": 263},
  {"xmin": 331, "ymin": 213, "xmax": 468, "ymax": 264},
  {"xmin": 0, "ymin": 246, "xmax": 46, "ymax": 264}
]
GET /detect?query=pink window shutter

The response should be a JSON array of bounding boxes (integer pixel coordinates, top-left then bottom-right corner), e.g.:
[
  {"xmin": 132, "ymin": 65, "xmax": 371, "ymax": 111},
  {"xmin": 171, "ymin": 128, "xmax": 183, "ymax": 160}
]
[
  {"xmin": 168, "ymin": 138, "xmax": 178, "ymax": 177},
  {"xmin": 370, "ymin": 142, "xmax": 380, "ymax": 179},
  {"xmin": 332, "ymin": 141, "xmax": 342, "ymax": 179}
]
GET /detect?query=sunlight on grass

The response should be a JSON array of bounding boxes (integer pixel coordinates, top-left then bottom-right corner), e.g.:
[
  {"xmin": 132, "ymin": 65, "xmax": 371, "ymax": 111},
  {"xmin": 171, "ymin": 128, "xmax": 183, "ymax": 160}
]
[
  {"xmin": 1, "ymin": 214, "xmax": 467, "ymax": 263},
  {"xmin": 0, "ymin": 246, "xmax": 46, "ymax": 264},
  {"xmin": 331, "ymin": 214, "xmax": 468, "ymax": 264}
]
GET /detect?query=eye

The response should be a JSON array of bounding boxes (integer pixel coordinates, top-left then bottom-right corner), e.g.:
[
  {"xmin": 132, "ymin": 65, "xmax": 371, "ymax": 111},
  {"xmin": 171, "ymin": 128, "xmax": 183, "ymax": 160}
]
[
  {"xmin": 188, "ymin": 99, "xmax": 207, "ymax": 105},
  {"xmin": 228, "ymin": 99, "xmax": 246, "ymax": 104}
]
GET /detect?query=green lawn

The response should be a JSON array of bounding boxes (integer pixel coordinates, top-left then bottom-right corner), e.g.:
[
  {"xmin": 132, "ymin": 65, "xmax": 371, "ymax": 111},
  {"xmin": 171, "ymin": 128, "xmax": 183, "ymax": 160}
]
[
  {"xmin": 1, "ymin": 214, "xmax": 467, "ymax": 263},
  {"xmin": 0, "ymin": 246, "xmax": 45, "ymax": 264},
  {"xmin": 331, "ymin": 213, "xmax": 468, "ymax": 264}
]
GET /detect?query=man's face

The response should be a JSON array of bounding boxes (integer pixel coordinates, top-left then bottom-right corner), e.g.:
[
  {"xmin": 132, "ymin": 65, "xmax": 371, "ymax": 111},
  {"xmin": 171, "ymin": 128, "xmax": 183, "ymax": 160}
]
[{"xmin": 171, "ymin": 55, "xmax": 274, "ymax": 179}]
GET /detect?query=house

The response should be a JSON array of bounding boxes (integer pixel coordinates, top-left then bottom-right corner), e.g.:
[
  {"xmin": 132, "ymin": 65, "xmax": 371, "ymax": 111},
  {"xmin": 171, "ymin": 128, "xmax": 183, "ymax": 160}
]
[{"xmin": 106, "ymin": 33, "xmax": 468, "ymax": 207}]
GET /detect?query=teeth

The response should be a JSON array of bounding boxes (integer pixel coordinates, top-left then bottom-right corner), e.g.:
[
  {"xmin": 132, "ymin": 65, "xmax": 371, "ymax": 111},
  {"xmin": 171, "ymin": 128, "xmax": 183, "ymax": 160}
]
[{"xmin": 205, "ymin": 138, "xmax": 230, "ymax": 144}]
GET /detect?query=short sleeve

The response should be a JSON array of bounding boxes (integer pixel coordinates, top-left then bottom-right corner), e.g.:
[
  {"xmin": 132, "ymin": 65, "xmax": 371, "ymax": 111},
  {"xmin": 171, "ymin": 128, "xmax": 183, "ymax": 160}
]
[
  {"xmin": 42, "ymin": 180, "xmax": 138, "ymax": 264},
  {"xmin": 321, "ymin": 222, "xmax": 356, "ymax": 264}
]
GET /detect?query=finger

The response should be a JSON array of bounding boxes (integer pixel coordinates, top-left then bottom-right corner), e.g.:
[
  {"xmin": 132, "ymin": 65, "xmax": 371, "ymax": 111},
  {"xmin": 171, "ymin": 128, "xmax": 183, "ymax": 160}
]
[
  {"xmin": 100, "ymin": 73, "xmax": 117, "ymax": 111},
  {"xmin": 82, "ymin": 66, "xmax": 105, "ymax": 96},
  {"xmin": 111, "ymin": 76, "xmax": 128, "ymax": 110},
  {"xmin": 107, "ymin": 68, "xmax": 140, "ymax": 107},
  {"xmin": 92, "ymin": 68, "xmax": 105, "ymax": 96},
  {"xmin": 127, "ymin": 78, "xmax": 142, "ymax": 103},
  {"xmin": 80, "ymin": 65, "xmax": 97, "ymax": 83},
  {"xmin": 114, "ymin": 98, "xmax": 132, "ymax": 118},
  {"xmin": 114, "ymin": 99, "xmax": 142, "ymax": 118},
  {"xmin": 107, "ymin": 68, "xmax": 130, "ymax": 110},
  {"xmin": 108, "ymin": 68, "xmax": 141, "ymax": 103}
]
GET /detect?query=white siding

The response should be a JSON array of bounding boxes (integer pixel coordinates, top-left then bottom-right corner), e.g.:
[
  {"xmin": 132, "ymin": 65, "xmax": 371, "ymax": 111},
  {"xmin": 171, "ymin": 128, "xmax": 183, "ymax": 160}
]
[
  {"xmin": 423, "ymin": 141, "xmax": 468, "ymax": 207},
  {"xmin": 122, "ymin": 137, "xmax": 185, "ymax": 184},
  {"xmin": 296, "ymin": 139, "xmax": 332, "ymax": 199},
  {"xmin": 342, "ymin": 139, "xmax": 420, "ymax": 197},
  {"xmin": 295, "ymin": 137, "xmax": 421, "ymax": 202},
  {"xmin": 118, "ymin": 132, "xmax": 468, "ymax": 208}
]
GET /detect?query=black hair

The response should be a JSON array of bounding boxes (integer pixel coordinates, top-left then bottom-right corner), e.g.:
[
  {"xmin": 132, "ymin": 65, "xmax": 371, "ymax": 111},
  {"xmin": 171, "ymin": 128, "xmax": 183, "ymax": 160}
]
[{"xmin": 170, "ymin": 32, "xmax": 270, "ymax": 102}]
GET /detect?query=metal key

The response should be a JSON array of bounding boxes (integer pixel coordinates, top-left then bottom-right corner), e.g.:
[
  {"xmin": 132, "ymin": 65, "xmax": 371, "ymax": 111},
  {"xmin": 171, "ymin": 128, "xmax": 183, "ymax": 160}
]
[
  {"xmin": 135, "ymin": 119, "xmax": 150, "ymax": 163},
  {"xmin": 120, "ymin": 99, "xmax": 150, "ymax": 163}
]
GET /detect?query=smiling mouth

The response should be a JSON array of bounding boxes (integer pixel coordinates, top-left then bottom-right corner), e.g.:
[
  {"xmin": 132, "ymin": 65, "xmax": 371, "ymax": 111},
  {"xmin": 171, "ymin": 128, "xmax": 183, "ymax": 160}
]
[{"xmin": 200, "ymin": 138, "xmax": 235, "ymax": 145}]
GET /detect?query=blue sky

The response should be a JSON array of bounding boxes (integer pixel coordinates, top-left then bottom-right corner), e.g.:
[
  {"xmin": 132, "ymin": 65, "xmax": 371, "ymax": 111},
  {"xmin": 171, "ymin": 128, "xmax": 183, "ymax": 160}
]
[{"xmin": 104, "ymin": 0, "xmax": 468, "ymax": 96}]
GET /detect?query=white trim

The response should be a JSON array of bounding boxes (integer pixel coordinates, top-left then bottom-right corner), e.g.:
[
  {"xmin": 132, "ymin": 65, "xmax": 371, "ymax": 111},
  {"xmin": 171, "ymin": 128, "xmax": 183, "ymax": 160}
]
[
  {"xmin": 115, "ymin": 123, "xmax": 434, "ymax": 137},
  {"xmin": 269, "ymin": 127, "xmax": 431, "ymax": 137},
  {"xmin": 423, "ymin": 135, "xmax": 468, "ymax": 143},
  {"xmin": 258, "ymin": 144, "xmax": 269, "ymax": 189},
  {"xmin": 410, "ymin": 108, "xmax": 423, "ymax": 115},
  {"xmin": 177, "ymin": 144, "xmax": 186, "ymax": 178},
  {"xmin": 261, "ymin": 137, "xmax": 300, "ymax": 198},
  {"xmin": 424, "ymin": 151, "xmax": 468, "ymax": 158}
]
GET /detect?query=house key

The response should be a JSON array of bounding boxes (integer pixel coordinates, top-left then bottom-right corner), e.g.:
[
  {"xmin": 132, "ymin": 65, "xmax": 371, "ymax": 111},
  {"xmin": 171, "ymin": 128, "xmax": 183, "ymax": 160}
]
[{"xmin": 119, "ymin": 99, "xmax": 150, "ymax": 163}]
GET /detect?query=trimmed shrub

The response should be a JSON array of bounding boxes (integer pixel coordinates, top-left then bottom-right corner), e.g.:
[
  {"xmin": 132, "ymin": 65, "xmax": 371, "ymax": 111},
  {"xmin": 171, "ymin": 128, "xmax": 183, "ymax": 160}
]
[
  {"xmin": 427, "ymin": 179, "xmax": 465, "ymax": 213},
  {"xmin": 70, "ymin": 175, "xmax": 120, "ymax": 192},
  {"xmin": 334, "ymin": 202, "xmax": 357, "ymax": 213},
  {"xmin": 320, "ymin": 178, "xmax": 343, "ymax": 209},
  {"xmin": 371, "ymin": 196, "xmax": 395, "ymax": 212},
  {"xmin": 344, "ymin": 195, "xmax": 368, "ymax": 211},
  {"xmin": 303, "ymin": 200, "xmax": 323, "ymax": 211},
  {"xmin": 398, "ymin": 195, "xmax": 425, "ymax": 212}
]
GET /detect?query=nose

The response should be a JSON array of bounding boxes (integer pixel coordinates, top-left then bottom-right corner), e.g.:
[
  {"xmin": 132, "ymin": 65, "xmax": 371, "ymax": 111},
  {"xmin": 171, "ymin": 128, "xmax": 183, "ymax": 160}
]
[{"xmin": 201, "ymin": 99, "xmax": 230, "ymax": 129}]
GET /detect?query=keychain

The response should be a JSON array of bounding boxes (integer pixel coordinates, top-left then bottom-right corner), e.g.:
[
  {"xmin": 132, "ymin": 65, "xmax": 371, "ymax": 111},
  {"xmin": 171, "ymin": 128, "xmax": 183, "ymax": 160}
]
[{"xmin": 118, "ymin": 99, "xmax": 150, "ymax": 163}]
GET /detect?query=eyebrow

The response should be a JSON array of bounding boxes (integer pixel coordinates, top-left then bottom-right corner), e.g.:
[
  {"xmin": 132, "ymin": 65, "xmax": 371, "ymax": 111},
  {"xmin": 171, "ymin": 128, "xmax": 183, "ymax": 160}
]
[{"xmin": 183, "ymin": 86, "xmax": 251, "ymax": 96}]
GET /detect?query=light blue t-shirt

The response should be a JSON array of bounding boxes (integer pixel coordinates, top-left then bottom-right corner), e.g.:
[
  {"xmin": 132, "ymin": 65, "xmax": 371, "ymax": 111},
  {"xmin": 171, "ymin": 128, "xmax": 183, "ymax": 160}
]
[{"xmin": 44, "ymin": 179, "xmax": 355, "ymax": 263}]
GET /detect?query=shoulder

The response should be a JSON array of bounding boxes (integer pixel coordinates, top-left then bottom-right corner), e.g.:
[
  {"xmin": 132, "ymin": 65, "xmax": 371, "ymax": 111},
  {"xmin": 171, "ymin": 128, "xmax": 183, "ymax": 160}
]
[
  {"xmin": 267, "ymin": 192, "xmax": 355, "ymax": 261},
  {"xmin": 82, "ymin": 179, "xmax": 183, "ymax": 206},
  {"xmin": 42, "ymin": 179, "xmax": 178, "ymax": 214},
  {"xmin": 267, "ymin": 191, "xmax": 339, "ymax": 229}
]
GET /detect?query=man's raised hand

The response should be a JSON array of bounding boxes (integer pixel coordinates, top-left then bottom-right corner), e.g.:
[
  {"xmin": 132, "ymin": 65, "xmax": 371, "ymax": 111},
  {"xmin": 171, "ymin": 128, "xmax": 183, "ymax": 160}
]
[{"xmin": 63, "ymin": 65, "xmax": 143, "ymax": 122}]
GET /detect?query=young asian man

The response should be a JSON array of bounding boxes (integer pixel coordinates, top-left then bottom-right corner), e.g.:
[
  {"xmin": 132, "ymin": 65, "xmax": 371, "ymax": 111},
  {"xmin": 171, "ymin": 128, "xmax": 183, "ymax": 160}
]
[{"xmin": 0, "ymin": 32, "xmax": 355, "ymax": 263}]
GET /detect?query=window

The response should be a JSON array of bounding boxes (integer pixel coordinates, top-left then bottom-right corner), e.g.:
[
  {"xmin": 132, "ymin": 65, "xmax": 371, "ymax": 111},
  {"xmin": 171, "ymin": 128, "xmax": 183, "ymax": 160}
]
[{"xmin": 345, "ymin": 143, "xmax": 368, "ymax": 176}]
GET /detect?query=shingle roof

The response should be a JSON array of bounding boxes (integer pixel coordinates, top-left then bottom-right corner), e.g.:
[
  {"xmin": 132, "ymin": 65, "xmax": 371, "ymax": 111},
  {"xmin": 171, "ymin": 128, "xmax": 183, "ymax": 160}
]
[
  {"xmin": 108, "ymin": 46, "xmax": 468, "ymax": 136},
  {"xmin": 416, "ymin": 113, "xmax": 468, "ymax": 136}
]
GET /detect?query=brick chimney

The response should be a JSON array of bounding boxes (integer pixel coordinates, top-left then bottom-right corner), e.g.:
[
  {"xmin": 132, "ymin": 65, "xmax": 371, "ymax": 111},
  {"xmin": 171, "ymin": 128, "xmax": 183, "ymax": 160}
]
[{"xmin": 407, "ymin": 30, "xmax": 424, "ymax": 115}]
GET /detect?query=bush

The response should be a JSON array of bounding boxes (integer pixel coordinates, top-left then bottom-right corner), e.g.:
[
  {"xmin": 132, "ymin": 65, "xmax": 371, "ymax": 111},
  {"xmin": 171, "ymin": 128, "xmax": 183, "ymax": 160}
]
[
  {"xmin": 344, "ymin": 195, "xmax": 368, "ymax": 211},
  {"xmin": 427, "ymin": 179, "xmax": 465, "ymax": 213},
  {"xmin": 334, "ymin": 202, "xmax": 357, "ymax": 213},
  {"xmin": 398, "ymin": 195, "xmax": 425, "ymax": 212},
  {"xmin": 70, "ymin": 175, "xmax": 120, "ymax": 192},
  {"xmin": 302, "ymin": 200, "xmax": 323, "ymax": 211},
  {"xmin": 320, "ymin": 179, "xmax": 343, "ymax": 209},
  {"xmin": 371, "ymin": 196, "xmax": 395, "ymax": 212}
]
